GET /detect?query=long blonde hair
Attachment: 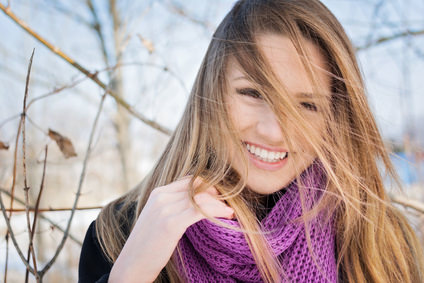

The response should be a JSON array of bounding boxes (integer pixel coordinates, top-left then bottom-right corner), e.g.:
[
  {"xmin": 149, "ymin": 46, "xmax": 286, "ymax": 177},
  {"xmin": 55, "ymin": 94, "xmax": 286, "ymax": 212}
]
[{"xmin": 96, "ymin": 0, "xmax": 424, "ymax": 282}]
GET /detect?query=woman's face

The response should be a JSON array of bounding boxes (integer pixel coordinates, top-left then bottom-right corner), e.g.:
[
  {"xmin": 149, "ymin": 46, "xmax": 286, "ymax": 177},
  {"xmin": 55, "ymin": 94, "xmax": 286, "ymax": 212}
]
[{"xmin": 226, "ymin": 34, "xmax": 331, "ymax": 195}]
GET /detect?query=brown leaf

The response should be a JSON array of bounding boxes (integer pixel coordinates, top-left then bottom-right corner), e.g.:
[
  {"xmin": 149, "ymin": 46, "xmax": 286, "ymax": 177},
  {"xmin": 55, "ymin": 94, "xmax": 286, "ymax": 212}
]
[
  {"xmin": 48, "ymin": 129, "xmax": 77, "ymax": 158},
  {"xmin": 0, "ymin": 141, "xmax": 9, "ymax": 150}
]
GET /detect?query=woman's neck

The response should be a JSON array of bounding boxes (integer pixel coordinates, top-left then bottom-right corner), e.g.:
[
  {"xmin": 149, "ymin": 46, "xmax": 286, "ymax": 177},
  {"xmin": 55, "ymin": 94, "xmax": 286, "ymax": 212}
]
[{"xmin": 243, "ymin": 187, "xmax": 288, "ymax": 221}]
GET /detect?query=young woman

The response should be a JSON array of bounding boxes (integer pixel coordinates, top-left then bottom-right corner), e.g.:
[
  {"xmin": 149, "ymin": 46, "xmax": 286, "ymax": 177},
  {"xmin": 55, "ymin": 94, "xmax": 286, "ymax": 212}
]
[{"xmin": 78, "ymin": 0, "xmax": 424, "ymax": 282}]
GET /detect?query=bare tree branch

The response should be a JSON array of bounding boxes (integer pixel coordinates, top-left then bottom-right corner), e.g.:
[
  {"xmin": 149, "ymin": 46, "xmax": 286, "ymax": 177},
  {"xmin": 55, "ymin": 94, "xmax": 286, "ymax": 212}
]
[
  {"xmin": 357, "ymin": 29, "xmax": 424, "ymax": 51},
  {"xmin": 1, "ymin": 60, "xmax": 188, "ymax": 131},
  {"xmin": 4, "ymin": 47, "xmax": 28, "ymax": 283},
  {"xmin": 21, "ymin": 49, "xmax": 39, "ymax": 283},
  {"xmin": 86, "ymin": 0, "xmax": 110, "ymax": 68},
  {"xmin": 108, "ymin": 0, "xmax": 131, "ymax": 192},
  {"xmin": 47, "ymin": 1, "xmax": 92, "ymax": 28},
  {"xmin": 0, "ymin": 192, "xmax": 36, "ymax": 275},
  {"xmin": 8, "ymin": 99, "xmax": 22, "ymax": 219},
  {"xmin": 39, "ymin": 91, "xmax": 107, "ymax": 276},
  {"xmin": 165, "ymin": 0, "xmax": 211, "ymax": 30},
  {"xmin": 0, "ymin": 188, "xmax": 83, "ymax": 246},
  {"xmin": 0, "ymin": 3, "xmax": 172, "ymax": 136},
  {"xmin": 26, "ymin": 76, "xmax": 90, "ymax": 110},
  {"xmin": 25, "ymin": 145, "xmax": 47, "ymax": 282},
  {"xmin": 4, "ymin": 232, "xmax": 9, "ymax": 283},
  {"xmin": 0, "ymin": 113, "xmax": 20, "ymax": 130}
]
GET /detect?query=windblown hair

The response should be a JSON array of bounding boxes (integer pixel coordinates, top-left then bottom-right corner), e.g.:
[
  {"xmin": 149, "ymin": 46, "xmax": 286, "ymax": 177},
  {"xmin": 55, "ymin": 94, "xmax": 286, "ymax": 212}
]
[{"xmin": 96, "ymin": 0, "xmax": 424, "ymax": 282}]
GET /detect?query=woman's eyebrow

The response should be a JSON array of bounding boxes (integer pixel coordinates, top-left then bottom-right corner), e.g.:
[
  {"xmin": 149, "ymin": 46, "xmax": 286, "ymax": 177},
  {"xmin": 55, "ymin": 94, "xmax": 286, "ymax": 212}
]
[
  {"xmin": 297, "ymin": 92, "xmax": 331, "ymax": 99},
  {"xmin": 232, "ymin": 75, "xmax": 248, "ymax": 81},
  {"xmin": 297, "ymin": 92, "xmax": 314, "ymax": 98}
]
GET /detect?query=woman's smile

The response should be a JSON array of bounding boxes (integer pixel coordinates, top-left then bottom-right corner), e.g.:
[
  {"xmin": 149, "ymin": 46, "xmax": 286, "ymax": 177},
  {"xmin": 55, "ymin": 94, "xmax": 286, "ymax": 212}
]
[{"xmin": 243, "ymin": 141, "xmax": 289, "ymax": 171}]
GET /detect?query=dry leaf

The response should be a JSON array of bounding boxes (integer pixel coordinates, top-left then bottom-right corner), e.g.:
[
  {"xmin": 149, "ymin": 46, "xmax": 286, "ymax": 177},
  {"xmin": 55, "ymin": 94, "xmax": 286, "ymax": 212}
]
[
  {"xmin": 137, "ymin": 34, "xmax": 155, "ymax": 54},
  {"xmin": 0, "ymin": 141, "xmax": 9, "ymax": 150},
  {"xmin": 48, "ymin": 129, "xmax": 77, "ymax": 158}
]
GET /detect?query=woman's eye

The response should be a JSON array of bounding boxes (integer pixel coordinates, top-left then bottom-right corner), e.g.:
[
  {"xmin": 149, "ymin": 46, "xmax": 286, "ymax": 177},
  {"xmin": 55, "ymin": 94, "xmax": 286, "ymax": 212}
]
[
  {"xmin": 236, "ymin": 88, "xmax": 263, "ymax": 99},
  {"xmin": 300, "ymin": 102, "xmax": 318, "ymax": 111}
]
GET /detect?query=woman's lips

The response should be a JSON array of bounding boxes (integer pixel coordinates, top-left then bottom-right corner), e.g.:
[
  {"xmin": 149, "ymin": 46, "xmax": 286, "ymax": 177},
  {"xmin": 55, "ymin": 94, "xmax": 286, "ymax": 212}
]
[
  {"xmin": 244, "ymin": 141, "xmax": 288, "ymax": 153},
  {"xmin": 243, "ymin": 141, "xmax": 289, "ymax": 171}
]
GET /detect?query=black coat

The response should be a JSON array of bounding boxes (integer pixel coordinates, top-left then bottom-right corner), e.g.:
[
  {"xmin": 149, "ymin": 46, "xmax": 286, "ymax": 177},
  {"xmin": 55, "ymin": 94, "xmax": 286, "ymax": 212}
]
[
  {"xmin": 78, "ymin": 221, "xmax": 113, "ymax": 283},
  {"xmin": 78, "ymin": 202, "xmax": 170, "ymax": 283}
]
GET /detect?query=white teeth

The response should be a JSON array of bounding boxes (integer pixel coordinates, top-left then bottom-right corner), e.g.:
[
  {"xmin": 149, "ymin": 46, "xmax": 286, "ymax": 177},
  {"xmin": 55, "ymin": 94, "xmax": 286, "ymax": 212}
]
[
  {"xmin": 244, "ymin": 143, "xmax": 288, "ymax": 163},
  {"xmin": 260, "ymin": 149, "xmax": 268, "ymax": 159},
  {"xmin": 254, "ymin": 146, "xmax": 261, "ymax": 156}
]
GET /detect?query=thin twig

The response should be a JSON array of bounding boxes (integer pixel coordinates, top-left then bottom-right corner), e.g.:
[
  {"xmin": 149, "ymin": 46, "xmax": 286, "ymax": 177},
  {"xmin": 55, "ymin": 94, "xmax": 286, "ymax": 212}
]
[
  {"xmin": 39, "ymin": 91, "xmax": 107, "ymax": 276},
  {"xmin": 0, "ymin": 55, "xmax": 18, "ymax": 282},
  {"xmin": 19, "ymin": 49, "xmax": 39, "ymax": 282},
  {"xmin": 1, "ymin": 60, "xmax": 187, "ymax": 135},
  {"xmin": 363, "ymin": 0, "xmax": 385, "ymax": 52},
  {"xmin": 120, "ymin": 61, "xmax": 189, "ymax": 95},
  {"xmin": 48, "ymin": 2, "xmax": 91, "ymax": 27},
  {"xmin": 165, "ymin": 0, "xmax": 211, "ymax": 30},
  {"xmin": 0, "ymin": 3, "xmax": 171, "ymax": 136},
  {"xmin": 356, "ymin": 29, "xmax": 424, "ymax": 51},
  {"xmin": 4, "ymin": 43, "xmax": 27, "ymax": 283},
  {"xmin": 0, "ymin": 113, "xmax": 20, "ymax": 130},
  {"xmin": 0, "ymin": 192, "xmax": 35, "ymax": 275},
  {"xmin": 25, "ymin": 114, "xmax": 48, "ymax": 136},
  {"xmin": 0, "ymin": 188, "xmax": 83, "ymax": 246},
  {"xmin": 8, "ymin": 106, "xmax": 22, "ymax": 217},
  {"xmin": 25, "ymin": 145, "xmax": 47, "ymax": 282},
  {"xmin": 87, "ymin": 0, "xmax": 110, "ymax": 68},
  {"xmin": 25, "ymin": 75, "xmax": 89, "ymax": 110},
  {"xmin": 4, "ymin": 233, "xmax": 9, "ymax": 283}
]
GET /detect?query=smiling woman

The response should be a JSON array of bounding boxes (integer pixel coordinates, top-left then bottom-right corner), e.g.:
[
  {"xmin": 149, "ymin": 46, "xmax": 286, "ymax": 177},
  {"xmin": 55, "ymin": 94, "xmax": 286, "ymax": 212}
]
[
  {"xmin": 78, "ymin": 1, "xmax": 424, "ymax": 283},
  {"xmin": 226, "ymin": 34, "xmax": 330, "ymax": 195}
]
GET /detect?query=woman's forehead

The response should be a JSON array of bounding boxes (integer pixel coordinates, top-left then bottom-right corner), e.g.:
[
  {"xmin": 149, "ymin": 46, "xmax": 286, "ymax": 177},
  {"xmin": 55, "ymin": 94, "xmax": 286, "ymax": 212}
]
[{"xmin": 227, "ymin": 34, "xmax": 331, "ymax": 97}]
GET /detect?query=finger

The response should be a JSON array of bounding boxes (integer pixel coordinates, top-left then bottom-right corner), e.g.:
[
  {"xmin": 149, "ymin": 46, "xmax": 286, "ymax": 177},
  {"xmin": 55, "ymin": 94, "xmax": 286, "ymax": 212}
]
[
  {"xmin": 147, "ymin": 190, "xmax": 188, "ymax": 208},
  {"xmin": 193, "ymin": 193, "xmax": 234, "ymax": 217},
  {"xmin": 204, "ymin": 203, "xmax": 235, "ymax": 219},
  {"xmin": 176, "ymin": 175, "xmax": 193, "ymax": 181},
  {"xmin": 178, "ymin": 203, "xmax": 235, "ymax": 229},
  {"xmin": 150, "ymin": 190, "xmax": 229, "ymax": 221},
  {"xmin": 170, "ymin": 195, "xmax": 235, "ymax": 232},
  {"xmin": 156, "ymin": 176, "xmax": 211, "ymax": 194},
  {"xmin": 171, "ymin": 176, "xmax": 211, "ymax": 192},
  {"xmin": 191, "ymin": 177, "xmax": 223, "ymax": 198},
  {"xmin": 193, "ymin": 191, "xmax": 230, "ymax": 208},
  {"xmin": 153, "ymin": 178, "xmax": 193, "ymax": 193},
  {"xmin": 201, "ymin": 185, "xmax": 220, "ymax": 196},
  {"xmin": 192, "ymin": 176, "xmax": 221, "ymax": 193}
]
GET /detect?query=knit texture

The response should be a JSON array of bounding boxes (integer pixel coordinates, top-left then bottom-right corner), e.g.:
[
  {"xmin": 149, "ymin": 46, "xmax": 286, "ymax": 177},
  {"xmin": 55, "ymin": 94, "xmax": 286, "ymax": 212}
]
[{"xmin": 177, "ymin": 162, "xmax": 337, "ymax": 282}]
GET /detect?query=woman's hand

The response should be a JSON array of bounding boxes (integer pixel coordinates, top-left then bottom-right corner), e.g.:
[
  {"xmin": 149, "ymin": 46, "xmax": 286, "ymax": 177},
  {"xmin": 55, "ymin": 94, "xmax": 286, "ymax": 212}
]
[{"xmin": 108, "ymin": 177, "xmax": 234, "ymax": 283}]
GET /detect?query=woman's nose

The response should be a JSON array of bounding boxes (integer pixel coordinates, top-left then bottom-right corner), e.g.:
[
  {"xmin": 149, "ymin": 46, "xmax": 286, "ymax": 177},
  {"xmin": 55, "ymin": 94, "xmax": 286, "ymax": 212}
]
[{"xmin": 256, "ymin": 106, "xmax": 285, "ymax": 143}]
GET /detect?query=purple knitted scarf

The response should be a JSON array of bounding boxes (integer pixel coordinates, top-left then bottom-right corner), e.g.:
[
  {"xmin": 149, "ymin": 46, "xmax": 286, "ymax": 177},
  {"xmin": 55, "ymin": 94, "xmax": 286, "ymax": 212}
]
[{"xmin": 177, "ymin": 162, "xmax": 337, "ymax": 282}]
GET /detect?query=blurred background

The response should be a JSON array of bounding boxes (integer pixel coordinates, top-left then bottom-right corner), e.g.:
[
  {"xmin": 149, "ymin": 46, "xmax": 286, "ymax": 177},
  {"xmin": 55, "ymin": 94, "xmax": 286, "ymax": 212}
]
[{"xmin": 0, "ymin": 0, "xmax": 423, "ymax": 282}]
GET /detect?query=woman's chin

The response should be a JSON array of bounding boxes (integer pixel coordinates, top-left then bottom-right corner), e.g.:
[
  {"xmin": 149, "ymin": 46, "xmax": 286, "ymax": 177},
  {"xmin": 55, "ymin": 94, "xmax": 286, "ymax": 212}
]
[{"xmin": 246, "ymin": 179, "xmax": 292, "ymax": 195}]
